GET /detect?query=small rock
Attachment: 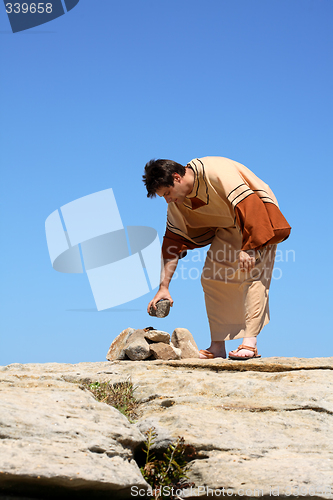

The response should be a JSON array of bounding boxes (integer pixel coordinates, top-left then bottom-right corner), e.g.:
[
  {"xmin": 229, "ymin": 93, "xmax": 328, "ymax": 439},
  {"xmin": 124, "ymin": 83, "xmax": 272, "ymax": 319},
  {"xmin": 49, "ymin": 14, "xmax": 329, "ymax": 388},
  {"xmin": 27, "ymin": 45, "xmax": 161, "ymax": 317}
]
[
  {"xmin": 106, "ymin": 327, "xmax": 135, "ymax": 361},
  {"xmin": 124, "ymin": 333, "xmax": 151, "ymax": 361},
  {"xmin": 126, "ymin": 329, "xmax": 146, "ymax": 343},
  {"xmin": 160, "ymin": 399, "xmax": 175, "ymax": 408},
  {"xmin": 149, "ymin": 343, "xmax": 179, "ymax": 360},
  {"xmin": 143, "ymin": 330, "xmax": 170, "ymax": 344},
  {"xmin": 149, "ymin": 299, "xmax": 171, "ymax": 318},
  {"xmin": 171, "ymin": 328, "xmax": 200, "ymax": 359},
  {"xmin": 170, "ymin": 345, "xmax": 182, "ymax": 359}
]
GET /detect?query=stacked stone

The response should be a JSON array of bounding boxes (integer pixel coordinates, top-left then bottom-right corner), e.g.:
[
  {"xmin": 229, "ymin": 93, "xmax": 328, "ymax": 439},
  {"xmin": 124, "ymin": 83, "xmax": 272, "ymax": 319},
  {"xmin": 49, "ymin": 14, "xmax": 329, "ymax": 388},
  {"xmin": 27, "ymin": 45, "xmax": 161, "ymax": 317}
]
[{"xmin": 106, "ymin": 327, "xmax": 200, "ymax": 361}]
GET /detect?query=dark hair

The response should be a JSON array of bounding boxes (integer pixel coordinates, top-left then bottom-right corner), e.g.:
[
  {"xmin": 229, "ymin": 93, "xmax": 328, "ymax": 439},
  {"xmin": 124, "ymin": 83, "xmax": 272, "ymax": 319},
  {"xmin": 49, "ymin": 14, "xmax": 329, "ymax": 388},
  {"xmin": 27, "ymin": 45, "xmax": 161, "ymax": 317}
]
[{"xmin": 142, "ymin": 159, "xmax": 186, "ymax": 198}]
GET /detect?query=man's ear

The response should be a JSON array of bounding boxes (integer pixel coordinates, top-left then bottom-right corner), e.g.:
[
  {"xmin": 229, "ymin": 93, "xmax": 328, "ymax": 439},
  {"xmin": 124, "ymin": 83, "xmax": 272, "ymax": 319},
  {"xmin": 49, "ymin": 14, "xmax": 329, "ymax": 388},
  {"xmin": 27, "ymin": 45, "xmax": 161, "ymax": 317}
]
[{"xmin": 173, "ymin": 173, "xmax": 181, "ymax": 183}]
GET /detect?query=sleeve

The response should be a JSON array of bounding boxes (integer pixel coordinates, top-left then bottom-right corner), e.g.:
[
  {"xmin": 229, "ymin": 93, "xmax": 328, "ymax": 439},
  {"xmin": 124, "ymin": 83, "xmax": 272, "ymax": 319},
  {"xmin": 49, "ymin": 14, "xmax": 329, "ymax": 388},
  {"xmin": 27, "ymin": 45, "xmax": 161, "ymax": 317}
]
[
  {"xmin": 234, "ymin": 194, "xmax": 291, "ymax": 251},
  {"xmin": 161, "ymin": 229, "xmax": 191, "ymax": 261},
  {"xmin": 161, "ymin": 204, "xmax": 216, "ymax": 261},
  {"xmin": 207, "ymin": 158, "xmax": 292, "ymax": 252}
]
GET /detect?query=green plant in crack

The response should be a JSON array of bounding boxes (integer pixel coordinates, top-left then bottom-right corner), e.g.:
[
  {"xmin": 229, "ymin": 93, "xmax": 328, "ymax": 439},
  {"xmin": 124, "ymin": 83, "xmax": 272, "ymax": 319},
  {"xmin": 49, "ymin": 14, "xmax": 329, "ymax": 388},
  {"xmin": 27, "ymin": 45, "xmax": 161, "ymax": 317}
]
[
  {"xmin": 140, "ymin": 427, "xmax": 196, "ymax": 499},
  {"xmin": 83, "ymin": 379, "xmax": 139, "ymax": 422}
]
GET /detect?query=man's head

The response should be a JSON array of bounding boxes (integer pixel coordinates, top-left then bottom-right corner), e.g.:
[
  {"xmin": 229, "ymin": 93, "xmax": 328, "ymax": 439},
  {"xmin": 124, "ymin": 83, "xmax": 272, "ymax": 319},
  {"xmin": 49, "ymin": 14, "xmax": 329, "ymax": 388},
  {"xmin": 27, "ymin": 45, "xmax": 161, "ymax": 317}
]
[{"xmin": 142, "ymin": 159, "xmax": 188, "ymax": 203}]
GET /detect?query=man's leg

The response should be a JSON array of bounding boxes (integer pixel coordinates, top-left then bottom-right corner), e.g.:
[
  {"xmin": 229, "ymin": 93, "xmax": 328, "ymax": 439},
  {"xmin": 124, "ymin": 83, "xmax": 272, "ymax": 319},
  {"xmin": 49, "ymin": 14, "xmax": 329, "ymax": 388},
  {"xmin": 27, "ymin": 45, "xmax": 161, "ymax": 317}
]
[
  {"xmin": 200, "ymin": 228, "xmax": 245, "ymax": 359},
  {"xmin": 228, "ymin": 245, "xmax": 277, "ymax": 359},
  {"xmin": 199, "ymin": 341, "xmax": 226, "ymax": 359}
]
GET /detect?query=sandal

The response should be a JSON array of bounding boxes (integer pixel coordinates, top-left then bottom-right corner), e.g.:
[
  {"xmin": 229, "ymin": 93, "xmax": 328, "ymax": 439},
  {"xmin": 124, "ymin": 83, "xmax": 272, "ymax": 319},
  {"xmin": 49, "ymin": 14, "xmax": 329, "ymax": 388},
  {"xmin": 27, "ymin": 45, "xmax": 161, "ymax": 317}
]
[
  {"xmin": 228, "ymin": 344, "xmax": 261, "ymax": 360},
  {"xmin": 199, "ymin": 349, "xmax": 215, "ymax": 359}
]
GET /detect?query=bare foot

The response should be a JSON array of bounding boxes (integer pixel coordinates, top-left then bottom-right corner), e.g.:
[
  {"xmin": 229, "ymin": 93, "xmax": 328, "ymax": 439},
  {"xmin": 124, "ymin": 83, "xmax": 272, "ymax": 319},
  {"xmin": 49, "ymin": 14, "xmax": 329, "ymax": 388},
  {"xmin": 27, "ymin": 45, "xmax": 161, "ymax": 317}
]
[
  {"xmin": 199, "ymin": 341, "xmax": 226, "ymax": 359},
  {"xmin": 228, "ymin": 337, "xmax": 258, "ymax": 358}
]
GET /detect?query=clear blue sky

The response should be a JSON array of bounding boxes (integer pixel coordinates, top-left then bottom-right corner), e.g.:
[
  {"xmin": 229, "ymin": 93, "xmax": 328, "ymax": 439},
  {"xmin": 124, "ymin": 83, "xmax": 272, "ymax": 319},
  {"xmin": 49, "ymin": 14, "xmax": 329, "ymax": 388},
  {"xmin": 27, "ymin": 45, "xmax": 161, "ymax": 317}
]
[{"xmin": 1, "ymin": 0, "xmax": 332, "ymax": 365}]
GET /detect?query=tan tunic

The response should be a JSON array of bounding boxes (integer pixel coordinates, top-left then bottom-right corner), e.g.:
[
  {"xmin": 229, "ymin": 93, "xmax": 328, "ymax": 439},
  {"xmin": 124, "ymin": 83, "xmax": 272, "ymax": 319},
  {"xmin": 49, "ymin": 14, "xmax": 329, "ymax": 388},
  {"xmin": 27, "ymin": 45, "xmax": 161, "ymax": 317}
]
[{"xmin": 161, "ymin": 157, "xmax": 291, "ymax": 341}]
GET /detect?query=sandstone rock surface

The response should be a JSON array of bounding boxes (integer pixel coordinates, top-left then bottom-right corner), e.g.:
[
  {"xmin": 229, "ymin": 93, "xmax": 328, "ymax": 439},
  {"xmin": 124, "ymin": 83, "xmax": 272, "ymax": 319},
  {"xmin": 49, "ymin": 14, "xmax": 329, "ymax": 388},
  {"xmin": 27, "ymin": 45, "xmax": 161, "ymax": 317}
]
[
  {"xmin": 0, "ymin": 363, "xmax": 148, "ymax": 499},
  {"xmin": 0, "ymin": 357, "xmax": 332, "ymax": 499}
]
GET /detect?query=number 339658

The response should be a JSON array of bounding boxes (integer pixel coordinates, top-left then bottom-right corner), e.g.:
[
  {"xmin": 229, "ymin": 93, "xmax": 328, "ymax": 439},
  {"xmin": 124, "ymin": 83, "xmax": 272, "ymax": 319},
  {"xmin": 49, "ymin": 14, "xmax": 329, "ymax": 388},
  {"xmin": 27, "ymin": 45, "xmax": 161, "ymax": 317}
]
[{"xmin": 5, "ymin": 3, "xmax": 53, "ymax": 13}]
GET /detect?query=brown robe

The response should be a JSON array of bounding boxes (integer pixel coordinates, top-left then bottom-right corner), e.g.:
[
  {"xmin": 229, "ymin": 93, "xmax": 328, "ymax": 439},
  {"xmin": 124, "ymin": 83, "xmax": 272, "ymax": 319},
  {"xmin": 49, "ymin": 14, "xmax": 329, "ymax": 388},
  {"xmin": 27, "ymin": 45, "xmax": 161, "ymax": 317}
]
[{"xmin": 161, "ymin": 157, "xmax": 291, "ymax": 341}]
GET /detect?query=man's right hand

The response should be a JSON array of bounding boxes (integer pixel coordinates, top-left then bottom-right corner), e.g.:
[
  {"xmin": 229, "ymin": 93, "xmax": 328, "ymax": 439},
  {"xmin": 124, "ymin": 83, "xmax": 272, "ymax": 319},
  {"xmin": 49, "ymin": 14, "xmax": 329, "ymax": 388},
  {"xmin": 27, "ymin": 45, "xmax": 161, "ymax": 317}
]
[{"xmin": 147, "ymin": 287, "xmax": 174, "ymax": 313}]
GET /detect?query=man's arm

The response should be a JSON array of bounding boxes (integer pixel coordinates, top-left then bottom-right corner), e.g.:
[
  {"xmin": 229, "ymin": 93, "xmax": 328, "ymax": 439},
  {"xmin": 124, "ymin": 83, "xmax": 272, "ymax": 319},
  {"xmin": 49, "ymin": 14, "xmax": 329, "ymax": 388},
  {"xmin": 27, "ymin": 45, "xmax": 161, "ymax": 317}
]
[{"xmin": 147, "ymin": 255, "xmax": 179, "ymax": 312}]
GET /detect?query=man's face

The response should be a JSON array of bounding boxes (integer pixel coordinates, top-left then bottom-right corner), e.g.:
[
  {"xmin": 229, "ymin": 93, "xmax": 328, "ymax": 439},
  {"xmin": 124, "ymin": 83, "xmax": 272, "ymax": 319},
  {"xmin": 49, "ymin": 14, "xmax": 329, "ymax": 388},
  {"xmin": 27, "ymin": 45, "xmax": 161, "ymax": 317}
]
[{"xmin": 156, "ymin": 173, "xmax": 188, "ymax": 204}]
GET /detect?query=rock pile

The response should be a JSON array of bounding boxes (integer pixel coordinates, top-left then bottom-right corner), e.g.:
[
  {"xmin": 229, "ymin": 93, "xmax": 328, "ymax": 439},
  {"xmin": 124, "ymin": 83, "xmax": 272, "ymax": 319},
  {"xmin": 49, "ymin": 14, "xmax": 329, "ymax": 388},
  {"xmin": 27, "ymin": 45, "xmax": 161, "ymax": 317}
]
[{"xmin": 106, "ymin": 327, "xmax": 200, "ymax": 361}]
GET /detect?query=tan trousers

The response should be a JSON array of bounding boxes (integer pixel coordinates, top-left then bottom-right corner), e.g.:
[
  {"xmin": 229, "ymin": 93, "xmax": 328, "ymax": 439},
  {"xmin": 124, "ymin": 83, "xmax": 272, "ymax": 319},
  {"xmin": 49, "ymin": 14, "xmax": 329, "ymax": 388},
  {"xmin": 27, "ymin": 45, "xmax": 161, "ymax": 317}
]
[{"xmin": 201, "ymin": 227, "xmax": 276, "ymax": 341}]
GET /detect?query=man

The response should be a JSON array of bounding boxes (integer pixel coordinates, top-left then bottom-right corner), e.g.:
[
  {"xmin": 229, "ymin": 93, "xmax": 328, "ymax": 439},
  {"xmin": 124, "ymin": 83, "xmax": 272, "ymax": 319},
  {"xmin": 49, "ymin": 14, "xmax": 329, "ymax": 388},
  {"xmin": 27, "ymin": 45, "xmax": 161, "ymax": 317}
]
[{"xmin": 143, "ymin": 156, "xmax": 291, "ymax": 359}]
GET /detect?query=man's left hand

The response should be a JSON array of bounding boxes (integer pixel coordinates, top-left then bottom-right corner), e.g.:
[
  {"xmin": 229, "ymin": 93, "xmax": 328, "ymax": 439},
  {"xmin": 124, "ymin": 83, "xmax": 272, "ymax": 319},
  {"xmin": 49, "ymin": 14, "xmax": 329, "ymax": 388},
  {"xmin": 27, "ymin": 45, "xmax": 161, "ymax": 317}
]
[{"xmin": 239, "ymin": 250, "xmax": 256, "ymax": 272}]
